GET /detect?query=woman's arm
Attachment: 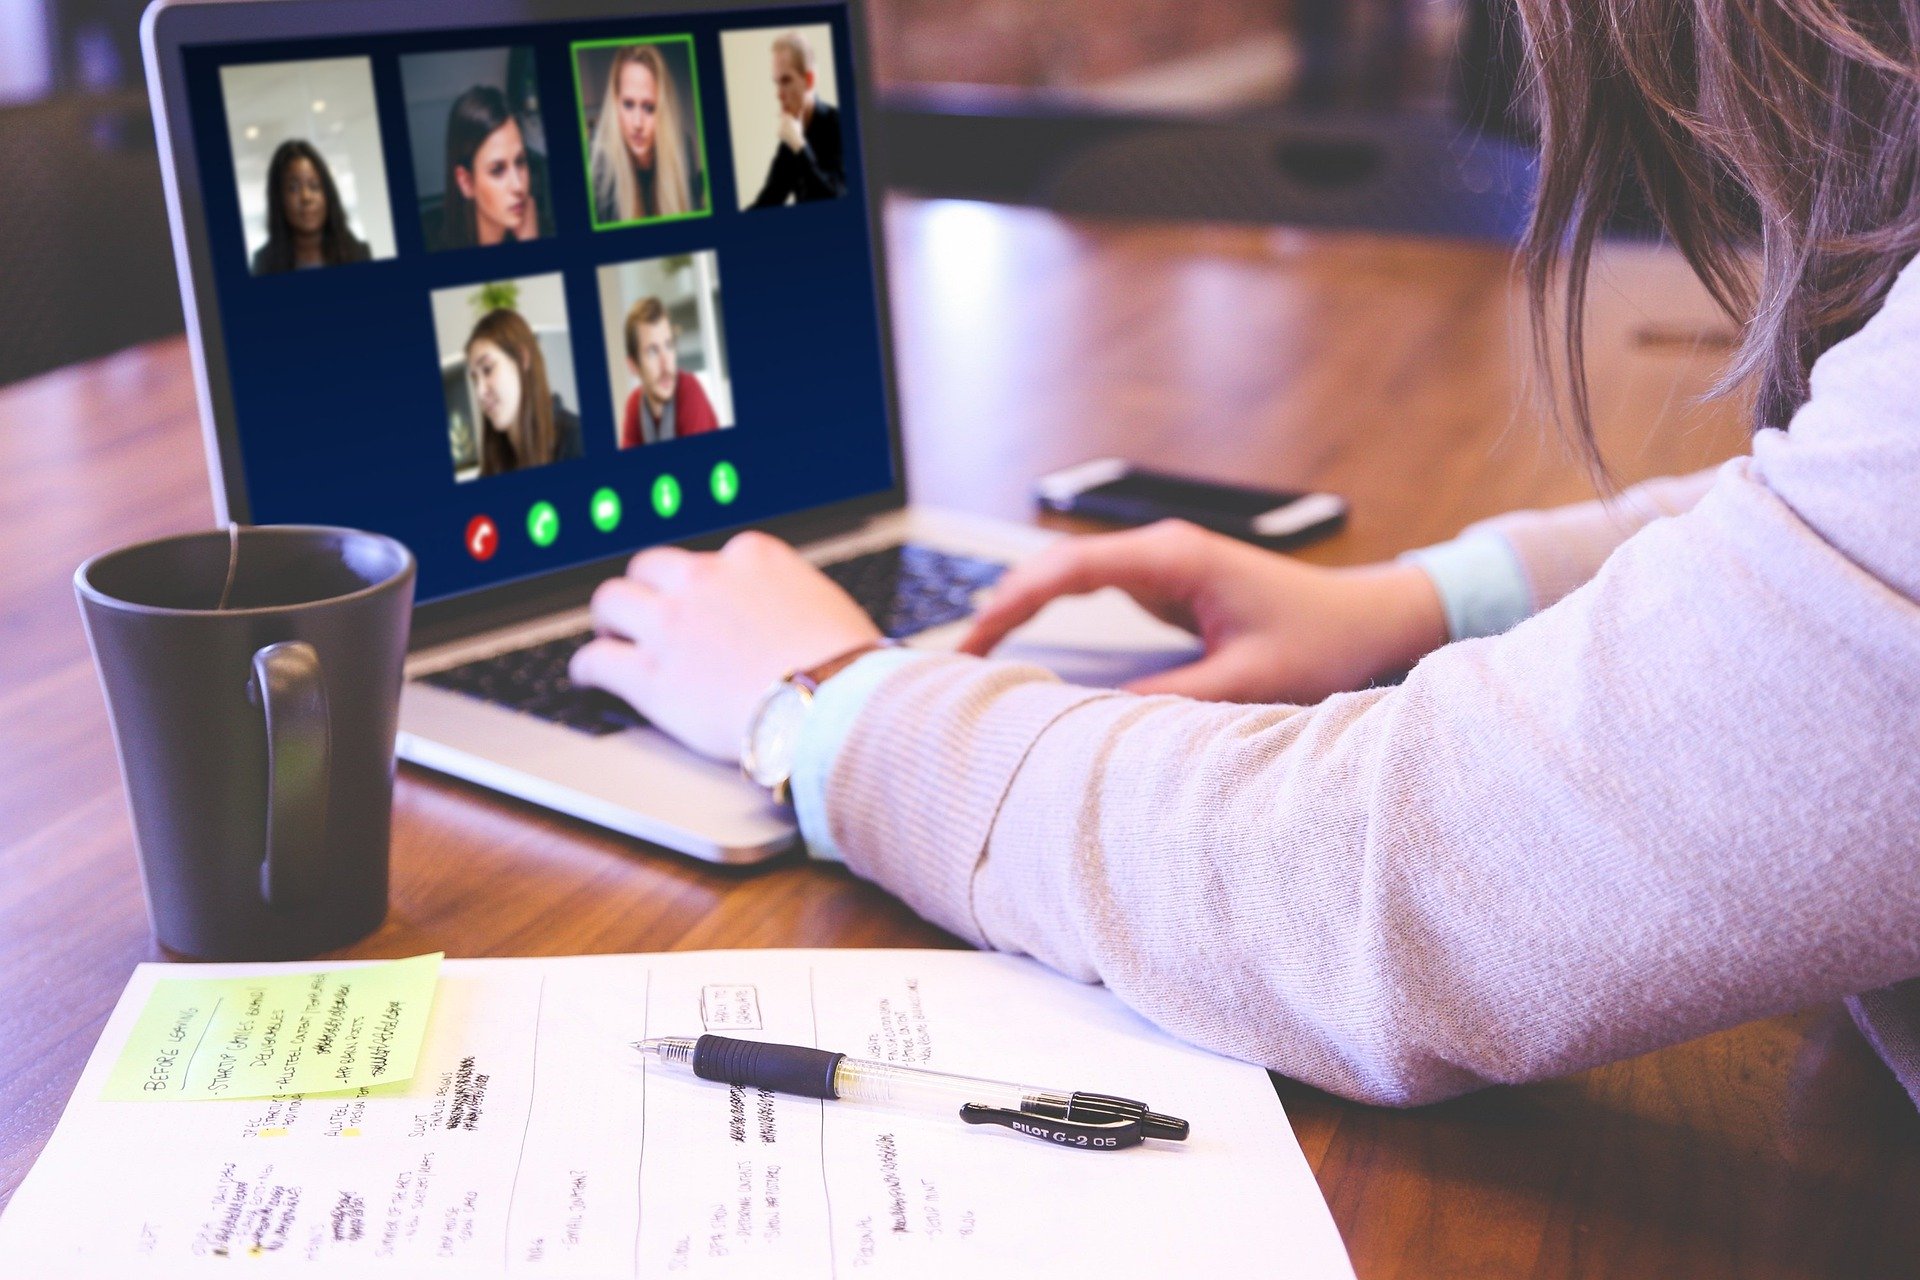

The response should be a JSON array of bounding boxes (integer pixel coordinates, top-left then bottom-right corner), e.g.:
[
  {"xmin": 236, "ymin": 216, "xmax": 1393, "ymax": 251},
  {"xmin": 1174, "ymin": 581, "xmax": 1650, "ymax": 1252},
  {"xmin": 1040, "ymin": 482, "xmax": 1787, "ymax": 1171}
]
[
  {"xmin": 824, "ymin": 452, "xmax": 1920, "ymax": 1102},
  {"xmin": 1454, "ymin": 468, "xmax": 1720, "ymax": 616},
  {"xmin": 825, "ymin": 261, "xmax": 1920, "ymax": 1103},
  {"xmin": 568, "ymin": 250, "xmax": 1920, "ymax": 1110}
]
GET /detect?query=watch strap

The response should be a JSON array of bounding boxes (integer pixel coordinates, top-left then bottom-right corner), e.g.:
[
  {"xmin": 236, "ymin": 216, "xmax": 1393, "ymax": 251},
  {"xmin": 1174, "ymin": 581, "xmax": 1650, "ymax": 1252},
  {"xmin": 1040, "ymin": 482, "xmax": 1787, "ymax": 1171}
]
[
  {"xmin": 792, "ymin": 638, "xmax": 898, "ymax": 693},
  {"xmin": 743, "ymin": 639, "xmax": 897, "ymax": 804}
]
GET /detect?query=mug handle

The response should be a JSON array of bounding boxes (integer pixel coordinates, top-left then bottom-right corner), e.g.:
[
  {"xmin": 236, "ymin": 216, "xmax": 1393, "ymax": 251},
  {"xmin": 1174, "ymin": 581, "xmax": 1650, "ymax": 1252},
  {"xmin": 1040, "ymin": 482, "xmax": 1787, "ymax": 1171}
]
[{"xmin": 249, "ymin": 641, "xmax": 331, "ymax": 908}]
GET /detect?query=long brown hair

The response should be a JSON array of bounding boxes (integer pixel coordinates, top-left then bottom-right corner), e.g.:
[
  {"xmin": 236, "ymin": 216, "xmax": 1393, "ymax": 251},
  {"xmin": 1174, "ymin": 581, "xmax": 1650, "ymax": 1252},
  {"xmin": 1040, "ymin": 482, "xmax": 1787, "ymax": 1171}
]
[
  {"xmin": 1516, "ymin": 0, "xmax": 1920, "ymax": 465},
  {"xmin": 590, "ymin": 42, "xmax": 696, "ymax": 221},
  {"xmin": 467, "ymin": 308, "xmax": 557, "ymax": 476}
]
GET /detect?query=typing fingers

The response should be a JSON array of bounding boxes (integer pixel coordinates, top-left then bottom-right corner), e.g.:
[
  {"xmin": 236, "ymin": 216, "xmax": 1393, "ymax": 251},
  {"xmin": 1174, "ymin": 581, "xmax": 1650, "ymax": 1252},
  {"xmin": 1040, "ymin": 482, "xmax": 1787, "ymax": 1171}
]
[
  {"xmin": 589, "ymin": 576, "xmax": 666, "ymax": 645},
  {"xmin": 568, "ymin": 634, "xmax": 657, "ymax": 711},
  {"xmin": 958, "ymin": 526, "xmax": 1195, "ymax": 656},
  {"xmin": 625, "ymin": 545, "xmax": 701, "ymax": 592}
]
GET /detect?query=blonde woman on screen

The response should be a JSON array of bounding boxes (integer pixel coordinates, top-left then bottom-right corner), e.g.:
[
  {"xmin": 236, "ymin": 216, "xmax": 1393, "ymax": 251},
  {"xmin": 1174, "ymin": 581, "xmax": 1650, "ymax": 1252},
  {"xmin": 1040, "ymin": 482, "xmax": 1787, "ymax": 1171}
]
[{"xmin": 589, "ymin": 43, "xmax": 697, "ymax": 224}]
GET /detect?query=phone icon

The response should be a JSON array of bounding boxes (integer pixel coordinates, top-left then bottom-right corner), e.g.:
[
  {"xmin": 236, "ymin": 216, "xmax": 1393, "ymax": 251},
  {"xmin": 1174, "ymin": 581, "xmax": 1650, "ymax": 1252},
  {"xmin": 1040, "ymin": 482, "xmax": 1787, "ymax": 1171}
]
[
  {"xmin": 465, "ymin": 515, "xmax": 499, "ymax": 561},
  {"xmin": 526, "ymin": 501, "xmax": 560, "ymax": 548}
]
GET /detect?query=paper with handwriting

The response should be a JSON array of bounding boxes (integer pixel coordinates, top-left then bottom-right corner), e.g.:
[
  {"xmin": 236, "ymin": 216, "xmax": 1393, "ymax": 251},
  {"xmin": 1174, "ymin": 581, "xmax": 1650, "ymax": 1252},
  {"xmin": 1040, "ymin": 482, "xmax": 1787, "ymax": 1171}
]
[
  {"xmin": 0, "ymin": 949, "xmax": 1353, "ymax": 1278},
  {"xmin": 100, "ymin": 953, "xmax": 442, "ymax": 1101}
]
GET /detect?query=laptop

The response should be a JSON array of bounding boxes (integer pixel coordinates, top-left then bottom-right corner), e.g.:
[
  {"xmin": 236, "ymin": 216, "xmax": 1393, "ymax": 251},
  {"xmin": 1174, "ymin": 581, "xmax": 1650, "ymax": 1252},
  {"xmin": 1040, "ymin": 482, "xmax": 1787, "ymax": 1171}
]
[{"xmin": 143, "ymin": 0, "xmax": 1199, "ymax": 863}]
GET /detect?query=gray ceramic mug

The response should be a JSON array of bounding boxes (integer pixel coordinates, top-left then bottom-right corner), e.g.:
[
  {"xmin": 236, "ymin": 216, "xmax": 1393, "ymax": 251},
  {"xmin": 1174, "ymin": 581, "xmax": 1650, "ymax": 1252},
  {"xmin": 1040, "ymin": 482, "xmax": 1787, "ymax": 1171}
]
[{"xmin": 75, "ymin": 525, "xmax": 415, "ymax": 960}]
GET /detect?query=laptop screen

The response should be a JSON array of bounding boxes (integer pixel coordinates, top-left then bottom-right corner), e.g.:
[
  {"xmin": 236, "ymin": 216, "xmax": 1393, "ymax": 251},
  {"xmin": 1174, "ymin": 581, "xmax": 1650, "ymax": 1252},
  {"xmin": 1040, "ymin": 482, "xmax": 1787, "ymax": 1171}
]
[{"xmin": 175, "ymin": 2, "xmax": 893, "ymax": 604}]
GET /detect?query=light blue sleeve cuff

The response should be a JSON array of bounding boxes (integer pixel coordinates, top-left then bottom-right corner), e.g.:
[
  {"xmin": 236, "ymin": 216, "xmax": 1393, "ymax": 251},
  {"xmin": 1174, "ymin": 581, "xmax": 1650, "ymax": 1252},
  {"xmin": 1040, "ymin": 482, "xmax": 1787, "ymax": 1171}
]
[
  {"xmin": 1399, "ymin": 530, "xmax": 1534, "ymax": 642},
  {"xmin": 791, "ymin": 648, "xmax": 934, "ymax": 862}
]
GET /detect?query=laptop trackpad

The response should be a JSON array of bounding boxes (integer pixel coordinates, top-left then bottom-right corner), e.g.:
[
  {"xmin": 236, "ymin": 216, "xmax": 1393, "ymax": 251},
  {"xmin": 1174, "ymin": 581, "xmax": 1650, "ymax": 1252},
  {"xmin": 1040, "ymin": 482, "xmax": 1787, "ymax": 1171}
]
[{"xmin": 996, "ymin": 587, "xmax": 1202, "ymax": 688}]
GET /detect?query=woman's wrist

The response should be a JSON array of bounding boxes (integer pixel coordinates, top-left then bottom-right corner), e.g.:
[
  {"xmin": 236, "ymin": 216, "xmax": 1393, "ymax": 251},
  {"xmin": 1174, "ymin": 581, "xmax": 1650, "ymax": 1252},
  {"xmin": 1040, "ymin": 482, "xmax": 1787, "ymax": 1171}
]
[
  {"xmin": 1399, "ymin": 531, "xmax": 1533, "ymax": 643},
  {"xmin": 790, "ymin": 647, "xmax": 935, "ymax": 861},
  {"xmin": 1340, "ymin": 561, "xmax": 1451, "ymax": 682}
]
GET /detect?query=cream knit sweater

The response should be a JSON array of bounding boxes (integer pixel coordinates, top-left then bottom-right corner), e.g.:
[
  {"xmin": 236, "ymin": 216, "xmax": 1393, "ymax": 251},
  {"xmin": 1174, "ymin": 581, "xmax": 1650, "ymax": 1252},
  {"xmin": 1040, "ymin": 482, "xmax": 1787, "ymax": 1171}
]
[{"xmin": 817, "ymin": 261, "xmax": 1920, "ymax": 1105}]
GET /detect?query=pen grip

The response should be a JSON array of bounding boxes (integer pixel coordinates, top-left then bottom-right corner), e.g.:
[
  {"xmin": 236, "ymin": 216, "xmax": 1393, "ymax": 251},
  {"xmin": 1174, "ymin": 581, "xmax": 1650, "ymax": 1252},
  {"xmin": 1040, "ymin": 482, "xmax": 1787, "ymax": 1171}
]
[{"xmin": 692, "ymin": 1035, "xmax": 845, "ymax": 1100}]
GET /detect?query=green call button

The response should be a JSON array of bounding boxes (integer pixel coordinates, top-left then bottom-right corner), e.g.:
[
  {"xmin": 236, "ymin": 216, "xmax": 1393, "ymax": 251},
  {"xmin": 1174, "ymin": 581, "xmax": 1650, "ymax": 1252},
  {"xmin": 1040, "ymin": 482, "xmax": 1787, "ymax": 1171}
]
[
  {"xmin": 590, "ymin": 487, "xmax": 622, "ymax": 533},
  {"xmin": 526, "ymin": 501, "xmax": 559, "ymax": 548},
  {"xmin": 651, "ymin": 473, "xmax": 682, "ymax": 520},
  {"xmin": 710, "ymin": 461, "xmax": 740, "ymax": 506}
]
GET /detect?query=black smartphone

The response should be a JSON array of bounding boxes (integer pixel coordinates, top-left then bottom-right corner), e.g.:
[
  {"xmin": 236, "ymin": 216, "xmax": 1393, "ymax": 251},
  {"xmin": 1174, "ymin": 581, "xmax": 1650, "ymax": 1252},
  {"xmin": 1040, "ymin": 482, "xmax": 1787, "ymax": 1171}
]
[{"xmin": 1034, "ymin": 459, "xmax": 1347, "ymax": 549}]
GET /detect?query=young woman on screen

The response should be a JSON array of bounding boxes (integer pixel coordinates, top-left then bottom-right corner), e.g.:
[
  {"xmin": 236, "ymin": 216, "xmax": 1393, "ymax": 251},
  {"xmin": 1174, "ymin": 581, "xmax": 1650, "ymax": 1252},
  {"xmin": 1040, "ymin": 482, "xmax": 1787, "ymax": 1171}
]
[
  {"xmin": 436, "ymin": 86, "xmax": 546, "ymax": 251},
  {"xmin": 466, "ymin": 308, "xmax": 582, "ymax": 477},
  {"xmin": 587, "ymin": 43, "xmax": 699, "ymax": 224},
  {"xmin": 251, "ymin": 140, "xmax": 371, "ymax": 275},
  {"xmin": 571, "ymin": 0, "xmax": 1920, "ymax": 1108}
]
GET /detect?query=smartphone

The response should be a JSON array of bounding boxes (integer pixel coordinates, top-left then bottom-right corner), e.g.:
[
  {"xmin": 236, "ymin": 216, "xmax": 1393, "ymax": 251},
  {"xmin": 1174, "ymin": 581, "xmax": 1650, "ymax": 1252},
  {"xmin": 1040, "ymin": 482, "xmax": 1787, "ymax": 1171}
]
[{"xmin": 1034, "ymin": 459, "xmax": 1347, "ymax": 549}]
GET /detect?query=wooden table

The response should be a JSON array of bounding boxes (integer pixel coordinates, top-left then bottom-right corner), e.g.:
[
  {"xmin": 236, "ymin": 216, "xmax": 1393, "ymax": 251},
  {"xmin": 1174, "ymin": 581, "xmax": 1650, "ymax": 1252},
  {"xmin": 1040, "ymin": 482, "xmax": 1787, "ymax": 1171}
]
[{"xmin": 4, "ymin": 197, "xmax": 1916, "ymax": 1276}]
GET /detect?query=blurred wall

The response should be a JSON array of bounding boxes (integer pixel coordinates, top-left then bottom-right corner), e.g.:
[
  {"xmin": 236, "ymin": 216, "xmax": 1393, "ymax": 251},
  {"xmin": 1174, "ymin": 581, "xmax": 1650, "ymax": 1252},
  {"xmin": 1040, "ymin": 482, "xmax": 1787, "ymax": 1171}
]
[
  {"xmin": 867, "ymin": 0, "xmax": 1289, "ymax": 89},
  {"xmin": 0, "ymin": 0, "xmax": 1301, "ymax": 384}
]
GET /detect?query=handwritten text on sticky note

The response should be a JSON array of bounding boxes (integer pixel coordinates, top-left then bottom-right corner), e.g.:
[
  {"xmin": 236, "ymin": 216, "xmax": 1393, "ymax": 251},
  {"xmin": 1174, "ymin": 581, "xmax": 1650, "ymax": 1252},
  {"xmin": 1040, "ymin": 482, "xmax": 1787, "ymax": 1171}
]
[{"xmin": 102, "ymin": 953, "xmax": 442, "ymax": 1101}]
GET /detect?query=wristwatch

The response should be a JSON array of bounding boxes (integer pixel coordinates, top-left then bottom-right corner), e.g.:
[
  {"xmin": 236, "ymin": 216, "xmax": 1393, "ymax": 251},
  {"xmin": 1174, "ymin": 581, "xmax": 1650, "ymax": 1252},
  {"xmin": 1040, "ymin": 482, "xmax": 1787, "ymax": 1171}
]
[{"xmin": 741, "ymin": 639, "xmax": 895, "ymax": 805}]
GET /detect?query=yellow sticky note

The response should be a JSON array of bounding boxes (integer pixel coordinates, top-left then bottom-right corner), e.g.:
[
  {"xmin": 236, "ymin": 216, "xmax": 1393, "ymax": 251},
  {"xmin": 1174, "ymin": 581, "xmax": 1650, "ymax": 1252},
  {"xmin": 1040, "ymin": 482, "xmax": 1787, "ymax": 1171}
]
[{"xmin": 102, "ymin": 953, "xmax": 442, "ymax": 1102}]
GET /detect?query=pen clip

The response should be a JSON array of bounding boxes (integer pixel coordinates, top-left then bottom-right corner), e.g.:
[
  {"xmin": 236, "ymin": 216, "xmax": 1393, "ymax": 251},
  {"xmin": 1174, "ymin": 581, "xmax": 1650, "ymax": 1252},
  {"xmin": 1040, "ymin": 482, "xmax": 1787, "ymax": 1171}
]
[{"xmin": 958, "ymin": 1093, "xmax": 1148, "ymax": 1151}]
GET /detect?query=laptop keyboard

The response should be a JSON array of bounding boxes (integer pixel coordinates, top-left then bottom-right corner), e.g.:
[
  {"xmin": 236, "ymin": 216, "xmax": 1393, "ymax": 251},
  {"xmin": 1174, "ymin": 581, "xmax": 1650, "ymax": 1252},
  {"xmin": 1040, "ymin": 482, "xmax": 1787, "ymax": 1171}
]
[
  {"xmin": 419, "ymin": 543, "xmax": 1006, "ymax": 737},
  {"xmin": 820, "ymin": 542, "xmax": 1007, "ymax": 640}
]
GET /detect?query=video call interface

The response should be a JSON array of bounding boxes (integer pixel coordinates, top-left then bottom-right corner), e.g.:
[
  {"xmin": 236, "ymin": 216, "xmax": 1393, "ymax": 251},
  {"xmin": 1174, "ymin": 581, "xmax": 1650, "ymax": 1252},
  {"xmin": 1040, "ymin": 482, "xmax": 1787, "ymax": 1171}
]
[{"xmin": 183, "ymin": 3, "xmax": 894, "ymax": 602}]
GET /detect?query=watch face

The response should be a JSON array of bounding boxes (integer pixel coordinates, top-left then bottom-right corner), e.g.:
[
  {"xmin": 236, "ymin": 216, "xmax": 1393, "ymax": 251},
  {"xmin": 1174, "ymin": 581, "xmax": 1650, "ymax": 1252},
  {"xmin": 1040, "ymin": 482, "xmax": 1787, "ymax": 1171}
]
[{"xmin": 744, "ymin": 682, "xmax": 811, "ymax": 791}]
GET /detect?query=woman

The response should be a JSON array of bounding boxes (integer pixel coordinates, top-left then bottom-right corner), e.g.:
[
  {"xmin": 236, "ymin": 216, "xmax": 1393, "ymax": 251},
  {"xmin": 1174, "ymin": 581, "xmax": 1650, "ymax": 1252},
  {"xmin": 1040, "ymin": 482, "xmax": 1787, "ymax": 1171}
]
[
  {"xmin": 587, "ymin": 42, "xmax": 701, "ymax": 224},
  {"xmin": 570, "ymin": 1, "xmax": 1920, "ymax": 1108},
  {"xmin": 436, "ymin": 85, "xmax": 546, "ymax": 251},
  {"xmin": 251, "ymin": 140, "xmax": 372, "ymax": 275},
  {"xmin": 466, "ymin": 308, "xmax": 582, "ymax": 477}
]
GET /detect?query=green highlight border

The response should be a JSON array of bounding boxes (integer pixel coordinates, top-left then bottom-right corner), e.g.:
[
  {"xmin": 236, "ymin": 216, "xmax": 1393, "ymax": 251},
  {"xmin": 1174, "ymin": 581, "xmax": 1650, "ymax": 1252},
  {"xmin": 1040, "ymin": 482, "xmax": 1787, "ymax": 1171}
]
[{"xmin": 572, "ymin": 34, "xmax": 715, "ymax": 232}]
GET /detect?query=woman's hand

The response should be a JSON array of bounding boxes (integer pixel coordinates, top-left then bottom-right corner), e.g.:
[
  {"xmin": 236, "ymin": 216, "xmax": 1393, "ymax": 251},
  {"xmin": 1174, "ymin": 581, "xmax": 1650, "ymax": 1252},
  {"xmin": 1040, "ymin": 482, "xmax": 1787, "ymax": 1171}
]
[
  {"xmin": 569, "ymin": 531, "xmax": 881, "ymax": 762},
  {"xmin": 960, "ymin": 520, "xmax": 1449, "ymax": 704}
]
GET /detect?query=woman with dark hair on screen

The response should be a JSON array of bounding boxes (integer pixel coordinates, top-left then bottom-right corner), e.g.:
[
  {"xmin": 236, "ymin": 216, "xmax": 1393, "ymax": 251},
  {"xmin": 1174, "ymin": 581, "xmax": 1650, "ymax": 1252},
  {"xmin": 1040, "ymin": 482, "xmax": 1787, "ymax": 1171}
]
[
  {"xmin": 571, "ymin": 0, "xmax": 1920, "ymax": 1112},
  {"xmin": 435, "ymin": 85, "xmax": 547, "ymax": 251},
  {"xmin": 587, "ymin": 42, "xmax": 701, "ymax": 224},
  {"xmin": 466, "ymin": 308, "xmax": 582, "ymax": 477},
  {"xmin": 250, "ymin": 139, "xmax": 371, "ymax": 275}
]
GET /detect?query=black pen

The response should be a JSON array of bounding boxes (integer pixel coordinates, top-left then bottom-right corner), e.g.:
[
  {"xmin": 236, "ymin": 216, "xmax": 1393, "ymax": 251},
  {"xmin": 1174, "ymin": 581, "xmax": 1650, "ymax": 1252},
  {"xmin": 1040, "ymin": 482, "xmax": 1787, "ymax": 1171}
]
[{"xmin": 632, "ymin": 1034, "xmax": 1189, "ymax": 1152}]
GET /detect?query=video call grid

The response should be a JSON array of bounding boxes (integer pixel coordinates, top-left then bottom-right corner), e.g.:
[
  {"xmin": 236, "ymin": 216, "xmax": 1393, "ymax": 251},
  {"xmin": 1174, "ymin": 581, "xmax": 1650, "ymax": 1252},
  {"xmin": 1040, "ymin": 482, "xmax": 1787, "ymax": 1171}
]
[{"xmin": 182, "ymin": 3, "xmax": 892, "ymax": 603}]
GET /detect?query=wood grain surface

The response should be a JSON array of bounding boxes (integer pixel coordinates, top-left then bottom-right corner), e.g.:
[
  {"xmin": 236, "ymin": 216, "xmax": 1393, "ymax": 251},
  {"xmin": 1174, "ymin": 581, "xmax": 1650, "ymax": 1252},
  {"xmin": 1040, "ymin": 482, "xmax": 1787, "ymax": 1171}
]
[{"xmin": 2, "ymin": 197, "xmax": 1915, "ymax": 1276}]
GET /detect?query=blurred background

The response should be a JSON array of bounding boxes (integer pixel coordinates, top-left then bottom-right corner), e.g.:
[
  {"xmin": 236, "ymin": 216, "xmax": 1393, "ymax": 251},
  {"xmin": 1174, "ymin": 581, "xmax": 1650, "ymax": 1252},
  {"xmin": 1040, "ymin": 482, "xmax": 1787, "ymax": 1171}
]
[{"xmin": 0, "ymin": 0, "xmax": 1536, "ymax": 386}]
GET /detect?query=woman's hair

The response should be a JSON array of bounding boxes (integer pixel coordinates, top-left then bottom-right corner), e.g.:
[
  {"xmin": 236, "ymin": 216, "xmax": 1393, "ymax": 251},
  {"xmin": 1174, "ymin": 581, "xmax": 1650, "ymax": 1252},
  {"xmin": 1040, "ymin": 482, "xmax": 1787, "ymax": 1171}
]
[
  {"xmin": 1516, "ymin": 0, "xmax": 1920, "ymax": 467},
  {"xmin": 590, "ymin": 43, "xmax": 695, "ymax": 221},
  {"xmin": 256, "ymin": 139, "xmax": 369, "ymax": 273},
  {"xmin": 468, "ymin": 308, "xmax": 557, "ymax": 476},
  {"xmin": 441, "ymin": 85, "xmax": 522, "ymax": 249}
]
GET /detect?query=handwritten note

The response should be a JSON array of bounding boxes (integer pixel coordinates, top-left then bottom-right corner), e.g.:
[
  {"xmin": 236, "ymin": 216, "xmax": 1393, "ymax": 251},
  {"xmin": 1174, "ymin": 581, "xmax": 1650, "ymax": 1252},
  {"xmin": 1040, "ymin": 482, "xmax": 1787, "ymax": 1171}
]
[
  {"xmin": 100, "ymin": 953, "xmax": 442, "ymax": 1101},
  {"xmin": 3, "ymin": 952, "xmax": 1354, "ymax": 1277}
]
